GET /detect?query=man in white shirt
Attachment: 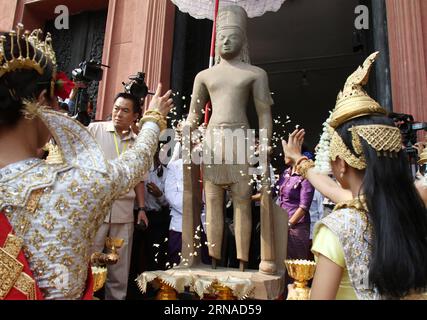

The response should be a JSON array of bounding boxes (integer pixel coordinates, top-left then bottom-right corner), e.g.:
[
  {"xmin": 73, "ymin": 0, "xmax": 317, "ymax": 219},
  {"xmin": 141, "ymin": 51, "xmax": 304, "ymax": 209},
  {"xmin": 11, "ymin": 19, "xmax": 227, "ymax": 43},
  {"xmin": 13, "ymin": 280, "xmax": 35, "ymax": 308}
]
[
  {"xmin": 164, "ymin": 157, "xmax": 183, "ymax": 267},
  {"xmin": 88, "ymin": 93, "xmax": 147, "ymax": 300},
  {"xmin": 142, "ymin": 148, "xmax": 170, "ymax": 270}
]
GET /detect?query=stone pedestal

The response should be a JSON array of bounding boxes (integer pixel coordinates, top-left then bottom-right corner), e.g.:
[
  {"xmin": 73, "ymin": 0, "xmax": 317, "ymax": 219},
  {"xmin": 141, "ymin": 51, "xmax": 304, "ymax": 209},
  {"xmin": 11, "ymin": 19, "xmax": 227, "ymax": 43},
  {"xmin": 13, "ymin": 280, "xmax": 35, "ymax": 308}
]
[{"xmin": 164, "ymin": 265, "xmax": 285, "ymax": 300}]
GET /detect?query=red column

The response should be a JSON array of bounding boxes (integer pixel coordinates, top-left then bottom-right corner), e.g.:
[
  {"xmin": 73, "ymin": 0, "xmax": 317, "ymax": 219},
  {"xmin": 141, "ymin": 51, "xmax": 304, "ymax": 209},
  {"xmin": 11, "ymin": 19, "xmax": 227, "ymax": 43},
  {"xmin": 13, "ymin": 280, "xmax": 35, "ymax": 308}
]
[
  {"xmin": 386, "ymin": 0, "xmax": 427, "ymax": 122},
  {"xmin": 96, "ymin": 0, "xmax": 175, "ymax": 120}
]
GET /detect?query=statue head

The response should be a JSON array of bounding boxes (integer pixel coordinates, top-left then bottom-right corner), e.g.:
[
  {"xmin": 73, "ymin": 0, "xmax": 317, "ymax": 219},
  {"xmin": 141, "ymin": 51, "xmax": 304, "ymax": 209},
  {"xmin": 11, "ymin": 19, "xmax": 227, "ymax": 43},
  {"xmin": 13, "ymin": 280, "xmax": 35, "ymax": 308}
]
[{"xmin": 215, "ymin": 5, "xmax": 250, "ymax": 64}]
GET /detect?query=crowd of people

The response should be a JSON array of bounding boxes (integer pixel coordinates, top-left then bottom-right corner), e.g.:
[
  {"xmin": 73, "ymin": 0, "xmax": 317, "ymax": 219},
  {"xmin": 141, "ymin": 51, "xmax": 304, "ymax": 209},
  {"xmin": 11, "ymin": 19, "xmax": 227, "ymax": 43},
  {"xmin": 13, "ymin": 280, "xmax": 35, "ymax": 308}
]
[{"xmin": 1, "ymin": 23, "xmax": 427, "ymax": 301}]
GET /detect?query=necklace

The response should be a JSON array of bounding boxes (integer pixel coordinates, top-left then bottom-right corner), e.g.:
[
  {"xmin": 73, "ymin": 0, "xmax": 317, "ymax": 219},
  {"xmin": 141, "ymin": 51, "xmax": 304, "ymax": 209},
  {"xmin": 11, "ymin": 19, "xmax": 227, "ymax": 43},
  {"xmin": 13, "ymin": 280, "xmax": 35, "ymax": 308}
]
[{"xmin": 333, "ymin": 195, "xmax": 368, "ymax": 213}]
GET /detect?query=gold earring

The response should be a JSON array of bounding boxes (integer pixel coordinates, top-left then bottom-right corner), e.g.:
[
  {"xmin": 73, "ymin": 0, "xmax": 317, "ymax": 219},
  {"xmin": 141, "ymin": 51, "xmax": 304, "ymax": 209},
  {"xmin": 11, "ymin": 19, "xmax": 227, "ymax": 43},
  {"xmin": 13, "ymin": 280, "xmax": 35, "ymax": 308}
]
[{"xmin": 22, "ymin": 99, "xmax": 41, "ymax": 120}]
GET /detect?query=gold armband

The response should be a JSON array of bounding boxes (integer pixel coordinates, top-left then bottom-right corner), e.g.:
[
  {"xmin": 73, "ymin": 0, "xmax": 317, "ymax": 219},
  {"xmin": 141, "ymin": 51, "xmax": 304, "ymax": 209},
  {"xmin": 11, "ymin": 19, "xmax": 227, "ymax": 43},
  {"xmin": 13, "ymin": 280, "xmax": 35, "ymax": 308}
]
[
  {"xmin": 139, "ymin": 110, "xmax": 167, "ymax": 132},
  {"xmin": 296, "ymin": 159, "xmax": 315, "ymax": 179}
]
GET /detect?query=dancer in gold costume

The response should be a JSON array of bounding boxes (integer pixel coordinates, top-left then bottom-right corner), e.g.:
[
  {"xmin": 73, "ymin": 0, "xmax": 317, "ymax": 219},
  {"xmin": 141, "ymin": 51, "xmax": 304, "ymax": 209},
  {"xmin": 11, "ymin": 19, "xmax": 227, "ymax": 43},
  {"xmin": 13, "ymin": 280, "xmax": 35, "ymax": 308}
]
[{"xmin": 0, "ymin": 25, "xmax": 173, "ymax": 299}]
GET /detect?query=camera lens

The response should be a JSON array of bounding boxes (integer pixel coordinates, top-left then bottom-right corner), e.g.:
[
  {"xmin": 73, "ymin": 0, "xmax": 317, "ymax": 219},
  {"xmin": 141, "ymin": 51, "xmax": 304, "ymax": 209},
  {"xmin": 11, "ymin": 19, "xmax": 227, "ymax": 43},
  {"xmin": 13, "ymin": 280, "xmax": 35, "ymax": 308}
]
[{"xmin": 420, "ymin": 164, "xmax": 427, "ymax": 176}]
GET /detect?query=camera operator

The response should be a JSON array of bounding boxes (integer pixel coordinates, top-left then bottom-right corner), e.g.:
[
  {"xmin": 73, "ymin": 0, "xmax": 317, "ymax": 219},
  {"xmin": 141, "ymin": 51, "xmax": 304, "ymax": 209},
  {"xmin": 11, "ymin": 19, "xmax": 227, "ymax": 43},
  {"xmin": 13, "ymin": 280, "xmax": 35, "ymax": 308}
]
[
  {"xmin": 64, "ymin": 81, "xmax": 87, "ymax": 115},
  {"xmin": 70, "ymin": 60, "xmax": 109, "ymax": 126},
  {"xmin": 88, "ymin": 92, "xmax": 148, "ymax": 300}
]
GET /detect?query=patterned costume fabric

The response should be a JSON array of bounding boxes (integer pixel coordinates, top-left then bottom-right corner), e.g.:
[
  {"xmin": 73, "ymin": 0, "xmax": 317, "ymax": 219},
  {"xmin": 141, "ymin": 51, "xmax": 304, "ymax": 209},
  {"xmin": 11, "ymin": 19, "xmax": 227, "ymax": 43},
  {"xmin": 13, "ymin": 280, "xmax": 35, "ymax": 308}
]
[{"xmin": 314, "ymin": 207, "xmax": 379, "ymax": 300}]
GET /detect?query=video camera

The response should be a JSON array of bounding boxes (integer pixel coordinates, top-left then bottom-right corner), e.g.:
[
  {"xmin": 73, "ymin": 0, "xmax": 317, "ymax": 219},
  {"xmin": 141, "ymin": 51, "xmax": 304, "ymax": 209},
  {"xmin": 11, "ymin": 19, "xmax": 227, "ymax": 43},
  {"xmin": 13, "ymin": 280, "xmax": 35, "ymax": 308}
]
[
  {"xmin": 69, "ymin": 60, "xmax": 109, "ymax": 126},
  {"xmin": 122, "ymin": 72, "xmax": 154, "ymax": 103},
  {"xmin": 389, "ymin": 112, "xmax": 427, "ymax": 178},
  {"xmin": 72, "ymin": 60, "xmax": 108, "ymax": 83},
  {"xmin": 389, "ymin": 112, "xmax": 427, "ymax": 147}
]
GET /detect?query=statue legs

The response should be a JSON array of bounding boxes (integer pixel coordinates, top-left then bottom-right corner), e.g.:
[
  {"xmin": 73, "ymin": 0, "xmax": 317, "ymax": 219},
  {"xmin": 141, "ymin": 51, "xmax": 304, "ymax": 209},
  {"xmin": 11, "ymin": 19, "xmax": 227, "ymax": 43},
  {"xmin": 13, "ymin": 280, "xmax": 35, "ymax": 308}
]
[
  {"xmin": 230, "ymin": 181, "xmax": 252, "ymax": 270},
  {"xmin": 204, "ymin": 178, "xmax": 252, "ymax": 271},
  {"xmin": 204, "ymin": 180, "xmax": 225, "ymax": 262}
]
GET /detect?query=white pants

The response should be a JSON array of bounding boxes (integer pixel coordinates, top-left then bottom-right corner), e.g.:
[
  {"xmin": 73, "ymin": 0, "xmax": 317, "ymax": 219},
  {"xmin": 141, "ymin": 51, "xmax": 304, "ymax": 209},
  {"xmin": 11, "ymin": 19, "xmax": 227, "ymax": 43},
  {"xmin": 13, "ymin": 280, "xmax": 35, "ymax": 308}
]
[{"xmin": 93, "ymin": 222, "xmax": 134, "ymax": 300}]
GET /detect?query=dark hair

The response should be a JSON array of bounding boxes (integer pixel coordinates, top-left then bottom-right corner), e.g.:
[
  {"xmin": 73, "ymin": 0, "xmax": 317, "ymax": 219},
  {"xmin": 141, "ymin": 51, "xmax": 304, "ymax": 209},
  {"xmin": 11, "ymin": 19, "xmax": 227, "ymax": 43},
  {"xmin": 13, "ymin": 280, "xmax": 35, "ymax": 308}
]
[
  {"xmin": 0, "ymin": 31, "xmax": 55, "ymax": 127},
  {"xmin": 113, "ymin": 92, "xmax": 141, "ymax": 115},
  {"xmin": 336, "ymin": 115, "xmax": 427, "ymax": 298}
]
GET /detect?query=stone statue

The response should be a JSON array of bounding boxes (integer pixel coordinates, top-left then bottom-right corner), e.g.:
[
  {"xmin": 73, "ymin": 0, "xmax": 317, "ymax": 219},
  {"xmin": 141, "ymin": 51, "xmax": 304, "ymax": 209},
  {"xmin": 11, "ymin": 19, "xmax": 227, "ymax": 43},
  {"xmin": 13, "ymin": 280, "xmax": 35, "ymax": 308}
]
[{"xmin": 183, "ymin": 5, "xmax": 276, "ymax": 274}]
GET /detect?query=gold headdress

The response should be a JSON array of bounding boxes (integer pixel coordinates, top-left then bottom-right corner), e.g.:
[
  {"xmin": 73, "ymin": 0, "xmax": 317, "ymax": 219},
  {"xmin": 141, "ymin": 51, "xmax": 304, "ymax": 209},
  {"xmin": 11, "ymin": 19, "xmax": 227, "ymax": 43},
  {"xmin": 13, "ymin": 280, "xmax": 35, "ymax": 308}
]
[
  {"xmin": 315, "ymin": 52, "xmax": 403, "ymax": 172},
  {"xmin": 0, "ymin": 23, "xmax": 57, "ymax": 97},
  {"xmin": 329, "ymin": 52, "xmax": 386, "ymax": 129}
]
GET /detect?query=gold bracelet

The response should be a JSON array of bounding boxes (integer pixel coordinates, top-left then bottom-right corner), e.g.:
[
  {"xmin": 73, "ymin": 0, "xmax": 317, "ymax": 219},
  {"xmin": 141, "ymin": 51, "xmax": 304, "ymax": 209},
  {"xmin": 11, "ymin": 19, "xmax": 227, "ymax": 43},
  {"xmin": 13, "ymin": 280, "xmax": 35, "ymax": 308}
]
[
  {"xmin": 296, "ymin": 159, "xmax": 315, "ymax": 179},
  {"xmin": 139, "ymin": 114, "xmax": 167, "ymax": 132},
  {"xmin": 144, "ymin": 109, "xmax": 163, "ymax": 117},
  {"xmin": 295, "ymin": 156, "xmax": 309, "ymax": 166}
]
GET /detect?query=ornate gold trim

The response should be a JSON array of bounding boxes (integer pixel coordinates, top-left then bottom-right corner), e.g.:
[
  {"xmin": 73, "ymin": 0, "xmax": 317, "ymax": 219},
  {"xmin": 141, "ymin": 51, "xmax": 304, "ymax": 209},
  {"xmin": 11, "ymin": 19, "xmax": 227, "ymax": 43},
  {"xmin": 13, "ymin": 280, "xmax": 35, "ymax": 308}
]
[
  {"xmin": 0, "ymin": 233, "xmax": 37, "ymax": 300},
  {"xmin": 26, "ymin": 189, "xmax": 44, "ymax": 214},
  {"xmin": 329, "ymin": 128, "xmax": 367, "ymax": 170},
  {"xmin": 0, "ymin": 247, "xmax": 24, "ymax": 299},
  {"xmin": 333, "ymin": 196, "xmax": 368, "ymax": 213},
  {"xmin": 3, "ymin": 233, "xmax": 23, "ymax": 258}
]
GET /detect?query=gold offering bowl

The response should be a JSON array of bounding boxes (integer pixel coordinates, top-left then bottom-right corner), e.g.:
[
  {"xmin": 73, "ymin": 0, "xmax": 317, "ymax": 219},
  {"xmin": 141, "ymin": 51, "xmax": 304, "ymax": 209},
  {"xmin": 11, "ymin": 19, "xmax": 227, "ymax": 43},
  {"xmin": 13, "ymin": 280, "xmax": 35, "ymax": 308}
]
[
  {"xmin": 105, "ymin": 237, "xmax": 124, "ymax": 251},
  {"xmin": 212, "ymin": 283, "xmax": 236, "ymax": 300},
  {"xmin": 155, "ymin": 279, "xmax": 178, "ymax": 300},
  {"xmin": 91, "ymin": 266, "xmax": 108, "ymax": 292},
  {"xmin": 285, "ymin": 259, "xmax": 316, "ymax": 300},
  {"xmin": 105, "ymin": 237, "xmax": 124, "ymax": 263}
]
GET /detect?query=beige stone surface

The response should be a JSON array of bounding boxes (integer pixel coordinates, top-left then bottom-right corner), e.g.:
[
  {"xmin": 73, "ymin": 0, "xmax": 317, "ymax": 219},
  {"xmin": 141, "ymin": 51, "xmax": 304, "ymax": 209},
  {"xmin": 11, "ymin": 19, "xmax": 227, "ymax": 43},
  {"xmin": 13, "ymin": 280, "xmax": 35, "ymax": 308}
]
[{"xmin": 167, "ymin": 265, "xmax": 286, "ymax": 300}]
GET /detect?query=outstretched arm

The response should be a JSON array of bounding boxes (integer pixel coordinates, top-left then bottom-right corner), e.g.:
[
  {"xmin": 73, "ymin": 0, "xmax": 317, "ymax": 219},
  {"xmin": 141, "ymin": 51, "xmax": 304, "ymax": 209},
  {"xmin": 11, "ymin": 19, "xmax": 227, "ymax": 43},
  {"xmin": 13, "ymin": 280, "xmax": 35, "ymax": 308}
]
[
  {"xmin": 282, "ymin": 129, "xmax": 352, "ymax": 203},
  {"xmin": 109, "ymin": 84, "xmax": 173, "ymax": 200}
]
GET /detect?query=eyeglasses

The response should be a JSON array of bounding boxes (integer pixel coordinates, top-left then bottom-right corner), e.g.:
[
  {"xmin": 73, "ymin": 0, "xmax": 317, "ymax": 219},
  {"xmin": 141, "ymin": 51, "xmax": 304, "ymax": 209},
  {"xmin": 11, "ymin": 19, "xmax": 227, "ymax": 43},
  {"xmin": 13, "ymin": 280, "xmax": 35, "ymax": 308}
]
[{"xmin": 420, "ymin": 164, "xmax": 427, "ymax": 176}]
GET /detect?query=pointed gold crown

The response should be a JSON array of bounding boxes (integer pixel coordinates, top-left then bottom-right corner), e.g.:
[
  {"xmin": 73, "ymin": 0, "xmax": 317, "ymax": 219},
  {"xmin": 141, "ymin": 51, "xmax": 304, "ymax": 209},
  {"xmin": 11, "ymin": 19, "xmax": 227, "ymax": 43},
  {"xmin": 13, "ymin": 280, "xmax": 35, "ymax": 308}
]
[
  {"xmin": 329, "ymin": 52, "xmax": 386, "ymax": 129},
  {"xmin": 325, "ymin": 52, "xmax": 403, "ymax": 170},
  {"xmin": 217, "ymin": 5, "xmax": 248, "ymax": 34},
  {"xmin": 0, "ymin": 23, "xmax": 57, "ymax": 95}
]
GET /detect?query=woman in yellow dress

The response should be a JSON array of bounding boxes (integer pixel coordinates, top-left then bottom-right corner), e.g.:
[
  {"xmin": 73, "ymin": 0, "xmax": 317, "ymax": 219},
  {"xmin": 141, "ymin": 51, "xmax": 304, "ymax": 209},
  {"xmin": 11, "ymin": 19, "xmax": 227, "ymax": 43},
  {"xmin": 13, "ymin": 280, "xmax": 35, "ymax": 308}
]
[{"xmin": 283, "ymin": 52, "xmax": 427, "ymax": 300}]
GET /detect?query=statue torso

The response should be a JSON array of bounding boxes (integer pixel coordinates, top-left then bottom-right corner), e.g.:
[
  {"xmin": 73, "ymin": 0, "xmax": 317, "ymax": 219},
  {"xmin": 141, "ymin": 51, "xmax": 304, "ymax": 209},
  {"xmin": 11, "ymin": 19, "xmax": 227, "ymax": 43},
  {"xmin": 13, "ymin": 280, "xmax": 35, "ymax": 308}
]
[{"xmin": 201, "ymin": 63, "xmax": 263, "ymax": 127}]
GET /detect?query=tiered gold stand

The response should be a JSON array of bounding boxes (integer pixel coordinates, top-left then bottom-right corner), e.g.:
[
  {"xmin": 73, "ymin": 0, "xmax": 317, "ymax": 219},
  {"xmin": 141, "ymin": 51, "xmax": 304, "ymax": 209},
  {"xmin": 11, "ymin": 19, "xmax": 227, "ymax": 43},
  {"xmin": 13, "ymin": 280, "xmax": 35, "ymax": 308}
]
[
  {"xmin": 91, "ymin": 266, "xmax": 108, "ymax": 296},
  {"xmin": 212, "ymin": 282, "xmax": 237, "ymax": 300},
  {"xmin": 284, "ymin": 259, "xmax": 316, "ymax": 300},
  {"xmin": 156, "ymin": 280, "xmax": 178, "ymax": 300}
]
